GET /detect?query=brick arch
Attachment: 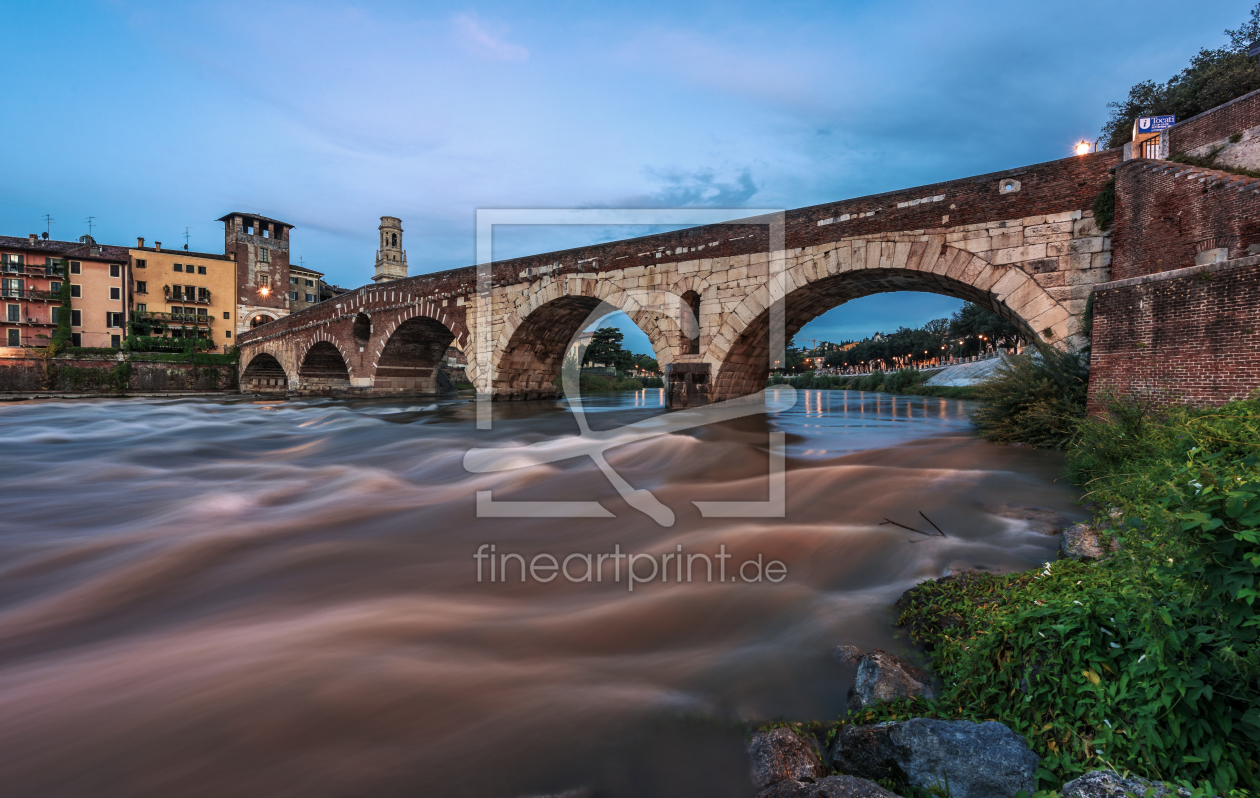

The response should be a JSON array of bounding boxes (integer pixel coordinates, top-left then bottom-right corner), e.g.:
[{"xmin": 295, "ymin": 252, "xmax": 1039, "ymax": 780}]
[
  {"xmin": 296, "ymin": 331, "xmax": 356, "ymax": 377},
  {"xmin": 489, "ymin": 277, "xmax": 681, "ymax": 400},
  {"xmin": 240, "ymin": 349, "xmax": 294, "ymax": 394},
  {"xmin": 367, "ymin": 304, "xmax": 460, "ymax": 394},
  {"xmin": 709, "ymin": 243, "xmax": 1073, "ymax": 402}
]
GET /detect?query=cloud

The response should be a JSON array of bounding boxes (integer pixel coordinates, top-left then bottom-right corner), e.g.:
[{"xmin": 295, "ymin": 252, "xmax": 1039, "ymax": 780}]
[
  {"xmin": 452, "ymin": 14, "xmax": 528, "ymax": 62},
  {"xmin": 631, "ymin": 167, "xmax": 761, "ymax": 207}
]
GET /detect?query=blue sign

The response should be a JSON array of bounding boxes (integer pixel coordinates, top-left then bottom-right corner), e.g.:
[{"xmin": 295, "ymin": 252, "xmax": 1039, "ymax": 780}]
[{"xmin": 1137, "ymin": 115, "xmax": 1176, "ymax": 133}]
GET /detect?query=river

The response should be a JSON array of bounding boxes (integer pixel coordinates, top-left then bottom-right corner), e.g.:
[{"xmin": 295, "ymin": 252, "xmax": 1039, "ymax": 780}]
[{"xmin": 0, "ymin": 390, "xmax": 1086, "ymax": 797}]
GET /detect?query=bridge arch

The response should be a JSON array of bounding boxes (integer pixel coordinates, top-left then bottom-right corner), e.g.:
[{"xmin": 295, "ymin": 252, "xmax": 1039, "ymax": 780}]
[
  {"xmin": 709, "ymin": 243, "xmax": 1073, "ymax": 402},
  {"xmin": 295, "ymin": 335, "xmax": 353, "ymax": 394},
  {"xmin": 490, "ymin": 278, "xmax": 681, "ymax": 400},
  {"xmin": 240, "ymin": 351, "xmax": 291, "ymax": 394},
  {"xmin": 370, "ymin": 310, "xmax": 457, "ymax": 394}
]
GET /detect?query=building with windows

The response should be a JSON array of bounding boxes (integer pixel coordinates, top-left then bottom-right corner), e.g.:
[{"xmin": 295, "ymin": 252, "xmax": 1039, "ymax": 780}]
[
  {"xmin": 128, "ymin": 238, "xmax": 237, "ymax": 352},
  {"xmin": 218, "ymin": 212, "xmax": 293, "ymax": 334},
  {"xmin": 287, "ymin": 263, "xmax": 325, "ymax": 313},
  {"xmin": 0, "ymin": 233, "xmax": 128, "ymax": 350}
]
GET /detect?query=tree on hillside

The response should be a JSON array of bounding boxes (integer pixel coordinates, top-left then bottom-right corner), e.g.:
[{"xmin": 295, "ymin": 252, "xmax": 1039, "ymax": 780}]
[
  {"xmin": 582, "ymin": 327, "xmax": 633, "ymax": 371},
  {"xmin": 1101, "ymin": 4, "xmax": 1260, "ymax": 148}
]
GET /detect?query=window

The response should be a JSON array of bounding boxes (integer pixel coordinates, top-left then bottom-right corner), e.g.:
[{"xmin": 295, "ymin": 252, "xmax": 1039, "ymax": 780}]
[
  {"xmin": 71, "ymin": 309, "xmax": 82, "ymax": 327},
  {"xmin": 107, "ymin": 312, "xmax": 123, "ymax": 328},
  {"xmin": 2, "ymin": 278, "xmax": 21, "ymax": 297},
  {"xmin": 259, "ymin": 274, "xmax": 270, "ymax": 287},
  {"xmin": 6, "ymin": 328, "xmax": 18, "ymax": 347},
  {"xmin": 305, "ymin": 293, "xmax": 315, "ymax": 302},
  {"xmin": 290, "ymin": 277, "xmax": 298, "ymax": 285},
  {"xmin": 258, "ymin": 248, "xmax": 270, "ymax": 263},
  {"xmin": 174, "ymin": 264, "xmax": 183, "ymax": 272},
  {"xmin": 111, "ymin": 334, "xmax": 120, "ymax": 348},
  {"xmin": 135, "ymin": 259, "xmax": 146, "ymax": 269},
  {"xmin": 197, "ymin": 265, "xmax": 206, "ymax": 275},
  {"xmin": 172, "ymin": 284, "xmax": 183, "ymax": 300},
  {"xmin": 289, "ymin": 291, "xmax": 298, "ymax": 300},
  {"xmin": 2, "ymin": 254, "xmax": 24, "ymax": 270},
  {"xmin": 6, "ymin": 304, "xmax": 18, "ymax": 322},
  {"xmin": 70, "ymin": 333, "xmax": 81, "ymax": 346},
  {"xmin": 197, "ymin": 307, "xmax": 207, "ymax": 317},
  {"xmin": 51, "ymin": 306, "xmax": 60, "ymax": 323},
  {"xmin": 305, "ymin": 279, "xmax": 314, "ymax": 287},
  {"xmin": 109, "ymin": 264, "xmax": 120, "ymax": 278},
  {"xmin": 70, "ymin": 284, "xmax": 81, "ymax": 298},
  {"xmin": 136, "ymin": 303, "xmax": 147, "ymax": 313},
  {"xmin": 49, "ymin": 281, "xmax": 61, "ymax": 294},
  {"xmin": 223, "ymin": 311, "xmax": 230, "ymax": 319},
  {"xmin": 225, "ymin": 330, "xmax": 231, "ymax": 338},
  {"xmin": 136, "ymin": 281, "xmax": 147, "ymax": 294},
  {"xmin": 110, "ymin": 287, "xmax": 121, "ymax": 300},
  {"xmin": 70, "ymin": 261, "xmax": 81, "ymax": 274}
]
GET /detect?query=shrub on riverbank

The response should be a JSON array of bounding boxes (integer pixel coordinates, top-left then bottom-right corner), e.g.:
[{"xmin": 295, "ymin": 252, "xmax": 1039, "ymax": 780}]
[
  {"xmin": 768, "ymin": 368, "xmax": 981, "ymax": 399},
  {"xmin": 554, "ymin": 373, "xmax": 663, "ymax": 393},
  {"xmin": 968, "ymin": 348, "xmax": 1089, "ymax": 449},
  {"xmin": 870, "ymin": 398, "xmax": 1260, "ymax": 793}
]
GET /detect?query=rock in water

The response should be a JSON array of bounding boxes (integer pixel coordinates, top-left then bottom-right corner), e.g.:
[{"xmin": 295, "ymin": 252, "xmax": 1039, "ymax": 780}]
[
  {"xmin": 749, "ymin": 727, "xmax": 827, "ymax": 790},
  {"xmin": 759, "ymin": 774, "xmax": 906, "ymax": 798},
  {"xmin": 836, "ymin": 648, "xmax": 936, "ymax": 711},
  {"xmin": 830, "ymin": 718, "xmax": 1038, "ymax": 798},
  {"xmin": 1059, "ymin": 770, "xmax": 1190, "ymax": 798}
]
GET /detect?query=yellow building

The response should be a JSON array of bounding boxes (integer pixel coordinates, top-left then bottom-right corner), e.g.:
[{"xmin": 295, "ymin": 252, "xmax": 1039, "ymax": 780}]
[{"xmin": 128, "ymin": 238, "xmax": 237, "ymax": 352}]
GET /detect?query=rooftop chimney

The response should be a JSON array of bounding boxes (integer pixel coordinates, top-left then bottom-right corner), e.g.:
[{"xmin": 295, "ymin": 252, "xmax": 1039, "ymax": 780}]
[
  {"xmin": 27, "ymin": 233, "xmax": 36, "ymax": 244},
  {"xmin": 155, "ymin": 241, "xmax": 162, "ymax": 251},
  {"xmin": 137, "ymin": 237, "xmax": 145, "ymax": 248}
]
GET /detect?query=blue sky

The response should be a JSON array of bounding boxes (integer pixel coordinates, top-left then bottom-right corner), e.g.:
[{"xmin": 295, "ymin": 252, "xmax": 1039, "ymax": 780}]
[{"xmin": 1, "ymin": 0, "xmax": 1250, "ymax": 354}]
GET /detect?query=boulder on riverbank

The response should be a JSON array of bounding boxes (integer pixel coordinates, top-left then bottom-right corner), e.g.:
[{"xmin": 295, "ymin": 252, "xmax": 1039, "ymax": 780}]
[
  {"xmin": 749, "ymin": 727, "xmax": 827, "ymax": 790},
  {"xmin": 1059, "ymin": 523, "xmax": 1120, "ymax": 561},
  {"xmin": 829, "ymin": 718, "xmax": 1038, "ymax": 798},
  {"xmin": 832, "ymin": 647, "xmax": 936, "ymax": 711},
  {"xmin": 758, "ymin": 774, "xmax": 906, "ymax": 798},
  {"xmin": 985, "ymin": 504, "xmax": 1064, "ymax": 536},
  {"xmin": 1059, "ymin": 770, "xmax": 1191, "ymax": 798}
]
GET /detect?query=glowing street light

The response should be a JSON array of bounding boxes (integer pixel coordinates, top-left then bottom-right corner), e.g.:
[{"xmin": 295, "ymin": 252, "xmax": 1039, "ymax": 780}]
[{"xmin": 1074, "ymin": 141, "xmax": 1091, "ymax": 155}]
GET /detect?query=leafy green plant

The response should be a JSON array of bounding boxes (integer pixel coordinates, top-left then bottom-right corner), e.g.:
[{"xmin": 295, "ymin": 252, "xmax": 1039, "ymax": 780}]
[
  {"xmin": 1092, "ymin": 180, "xmax": 1115, "ymax": 232},
  {"xmin": 968, "ymin": 348, "xmax": 1090, "ymax": 449}
]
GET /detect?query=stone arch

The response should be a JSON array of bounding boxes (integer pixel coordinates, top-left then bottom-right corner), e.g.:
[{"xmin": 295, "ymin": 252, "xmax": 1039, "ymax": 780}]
[
  {"xmin": 709, "ymin": 243, "xmax": 1073, "ymax": 402},
  {"xmin": 249, "ymin": 313, "xmax": 277, "ymax": 329},
  {"xmin": 240, "ymin": 352, "xmax": 290, "ymax": 394},
  {"xmin": 490, "ymin": 279, "xmax": 680, "ymax": 400},
  {"xmin": 372, "ymin": 313, "xmax": 457, "ymax": 395},
  {"xmin": 296, "ymin": 338, "xmax": 352, "ymax": 394}
]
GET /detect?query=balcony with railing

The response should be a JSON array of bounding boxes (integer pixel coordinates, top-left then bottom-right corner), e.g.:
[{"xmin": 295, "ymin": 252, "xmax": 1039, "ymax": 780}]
[
  {"xmin": 137, "ymin": 311, "xmax": 214, "ymax": 325},
  {"xmin": 1, "ymin": 262, "xmax": 67, "ymax": 279},
  {"xmin": 0, "ymin": 288, "xmax": 63, "ymax": 301},
  {"xmin": 162, "ymin": 286, "xmax": 212, "ymax": 304}
]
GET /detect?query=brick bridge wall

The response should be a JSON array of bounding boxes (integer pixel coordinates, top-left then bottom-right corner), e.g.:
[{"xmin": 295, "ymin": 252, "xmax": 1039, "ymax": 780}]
[
  {"xmin": 239, "ymin": 150, "xmax": 1120, "ymax": 404},
  {"xmin": 1086, "ymin": 87, "xmax": 1260, "ymax": 410}
]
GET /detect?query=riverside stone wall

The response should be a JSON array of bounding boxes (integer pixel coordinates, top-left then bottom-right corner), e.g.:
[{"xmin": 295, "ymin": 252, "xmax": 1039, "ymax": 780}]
[{"xmin": 0, "ymin": 356, "xmax": 238, "ymax": 395}]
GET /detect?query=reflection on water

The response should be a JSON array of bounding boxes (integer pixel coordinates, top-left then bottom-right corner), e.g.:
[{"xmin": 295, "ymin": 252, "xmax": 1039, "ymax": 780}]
[{"xmin": 0, "ymin": 390, "xmax": 1085, "ymax": 797}]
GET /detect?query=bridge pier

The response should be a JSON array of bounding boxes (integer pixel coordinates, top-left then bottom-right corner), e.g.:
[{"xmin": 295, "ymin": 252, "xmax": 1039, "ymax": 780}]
[{"xmin": 664, "ymin": 362, "xmax": 710, "ymax": 409}]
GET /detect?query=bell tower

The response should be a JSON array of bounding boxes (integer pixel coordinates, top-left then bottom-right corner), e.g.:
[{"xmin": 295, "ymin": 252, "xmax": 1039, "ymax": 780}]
[{"xmin": 373, "ymin": 216, "xmax": 408, "ymax": 283}]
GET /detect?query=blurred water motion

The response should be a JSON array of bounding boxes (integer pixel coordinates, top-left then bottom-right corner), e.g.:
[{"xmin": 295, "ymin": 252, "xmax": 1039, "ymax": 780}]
[{"xmin": 0, "ymin": 390, "xmax": 1085, "ymax": 797}]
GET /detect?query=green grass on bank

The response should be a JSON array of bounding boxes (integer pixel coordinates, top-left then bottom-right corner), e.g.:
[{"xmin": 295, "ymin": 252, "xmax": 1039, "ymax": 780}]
[
  {"xmin": 849, "ymin": 397, "xmax": 1260, "ymax": 794},
  {"xmin": 768, "ymin": 368, "xmax": 982, "ymax": 400}
]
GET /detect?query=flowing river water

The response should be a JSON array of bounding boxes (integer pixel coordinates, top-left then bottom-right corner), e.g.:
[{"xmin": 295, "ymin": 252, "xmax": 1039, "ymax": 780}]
[{"xmin": 0, "ymin": 390, "xmax": 1087, "ymax": 797}]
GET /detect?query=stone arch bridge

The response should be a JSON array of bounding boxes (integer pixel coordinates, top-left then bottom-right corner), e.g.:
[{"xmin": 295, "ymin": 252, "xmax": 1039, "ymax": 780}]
[{"xmin": 238, "ymin": 151, "xmax": 1120, "ymax": 407}]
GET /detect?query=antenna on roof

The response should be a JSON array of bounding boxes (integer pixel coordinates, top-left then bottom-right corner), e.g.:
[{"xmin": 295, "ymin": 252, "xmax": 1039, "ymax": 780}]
[
  {"xmin": 42, "ymin": 214, "xmax": 54, "ymax": 238},
  {"xmin": 184, "ymin": 227, "xmax": 192, "ymax": 251},
  {"xmin": 86, "ymin": 216, "xmax": 96, "ymax": 238}
]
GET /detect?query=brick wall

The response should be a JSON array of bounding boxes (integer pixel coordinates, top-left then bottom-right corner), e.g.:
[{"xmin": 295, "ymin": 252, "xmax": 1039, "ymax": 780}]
[
  {"xmin": 1088, "ymin": 257, "xmax": 1260, "ymax": 409},
  {"xmin": 1110, "ymin": 159, "xmax": 1260, "ymax": 282},
  {"xmin": 1167, "ymin": 88, "xmax": 1260, "ymax": 156}
]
